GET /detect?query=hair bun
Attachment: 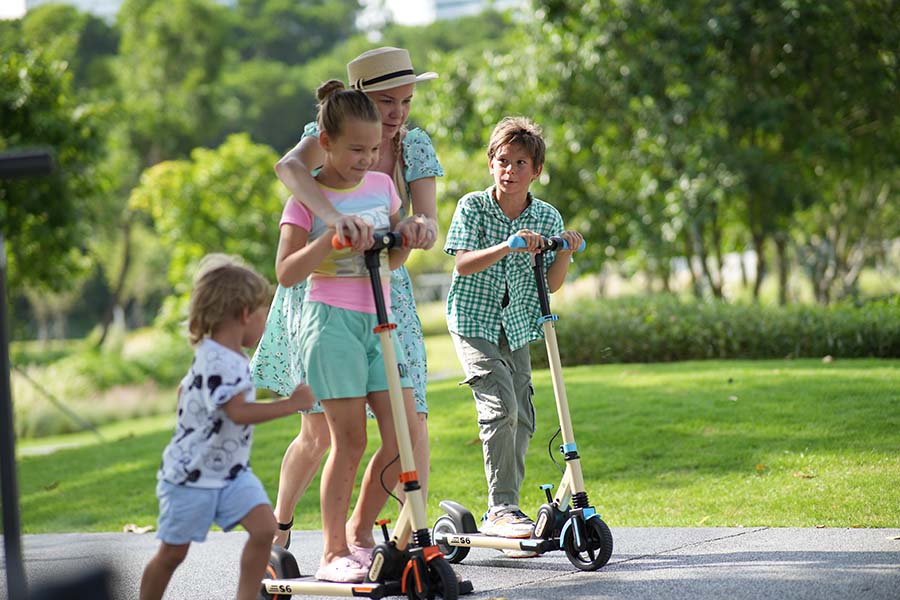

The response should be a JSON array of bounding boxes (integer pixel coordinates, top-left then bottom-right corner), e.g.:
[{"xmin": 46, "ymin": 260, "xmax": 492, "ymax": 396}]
[{"xmin": 316, "ymin": 79, "xmax": 346, "ymax": 103}]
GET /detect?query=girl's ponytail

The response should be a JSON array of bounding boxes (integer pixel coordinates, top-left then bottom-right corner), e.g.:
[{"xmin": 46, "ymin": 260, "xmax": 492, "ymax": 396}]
[{"xmin": 316, "ymin": 79, "xmax": 379, "ymax": 137}]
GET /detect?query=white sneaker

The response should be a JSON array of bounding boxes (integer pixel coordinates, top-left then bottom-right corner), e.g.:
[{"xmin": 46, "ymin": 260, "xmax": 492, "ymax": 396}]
[{"xmin": 480, "ymin": 505, "xmax": 535, "ymax": 538}]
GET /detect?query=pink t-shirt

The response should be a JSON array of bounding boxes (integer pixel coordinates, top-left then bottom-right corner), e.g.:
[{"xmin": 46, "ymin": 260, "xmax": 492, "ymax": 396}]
[{"xmin": 280, "ymin": 171, "xmax": 401, "ymax": 313}]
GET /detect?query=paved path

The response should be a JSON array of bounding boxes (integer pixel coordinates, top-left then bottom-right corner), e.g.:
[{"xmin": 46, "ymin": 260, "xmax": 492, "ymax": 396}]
[{"xmin": 3, "ymin": 527, "xmax": 899, "ymax": 599}]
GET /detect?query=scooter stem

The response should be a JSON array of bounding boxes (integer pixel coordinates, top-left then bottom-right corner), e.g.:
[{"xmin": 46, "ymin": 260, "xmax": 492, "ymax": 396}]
[{"xmin": 359, "ymin": 233, "xmax": 429, "ymax": 534}]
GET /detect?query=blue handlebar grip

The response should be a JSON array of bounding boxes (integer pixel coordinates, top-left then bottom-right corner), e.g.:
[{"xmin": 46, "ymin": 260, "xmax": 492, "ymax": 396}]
[
  {"xmin": 550, "ymin": 237, "xmax": 588, "ymax": 252},
  {"xmin": 507, "ymin": 234, "xmax": 527, "ymax": 249}
]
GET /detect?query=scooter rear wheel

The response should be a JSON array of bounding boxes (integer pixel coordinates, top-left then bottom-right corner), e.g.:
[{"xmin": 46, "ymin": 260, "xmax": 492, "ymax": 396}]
[
  {"xmin": 562, "ymin": 517, "xmax": 613, "ymax": 571},
  {"xmin": 258, "ymin": 546, "xmax": 301, "ymax": 599},
  {"xmin": 404, "ymin": 556, "xmax": 459, "ymax": 600},
  {"xmin": 432, "ymin": 515, "xmax": 470, "ymax": 564}
]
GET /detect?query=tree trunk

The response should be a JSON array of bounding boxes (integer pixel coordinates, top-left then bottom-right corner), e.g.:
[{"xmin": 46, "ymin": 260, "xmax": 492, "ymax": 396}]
[
  {"xmin": 774, "ymin": 232, "xmax": 789, "ymax": 305},
  {"xmin": 683, "ymin": 236, "xmax": 702, "ymax": 298},
  {"xmin": 96, "ymin": 217, "xmax": 133, "ymax": 348},
  {"xmin": 751, "ymin": 232, "xmax": 766, "ymax": 300}
]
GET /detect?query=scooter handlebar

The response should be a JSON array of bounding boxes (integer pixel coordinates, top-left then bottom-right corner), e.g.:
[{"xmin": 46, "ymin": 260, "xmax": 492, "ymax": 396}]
[
  {"xmin": 506, "ymin": 234, "xmax": 586, "ymax": 253},
  {"xmin": 332, "ymin": 231, "xmax": 406, "ymax": 251}
]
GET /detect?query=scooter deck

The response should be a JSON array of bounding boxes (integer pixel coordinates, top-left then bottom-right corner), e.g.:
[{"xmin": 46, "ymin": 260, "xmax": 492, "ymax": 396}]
[
  {"xmin": 261, "ymin": 577, "xmax": 400, "ymax": 598},
  {"xmin": 434, "ymin": 531, "xmax": 559, "ymax": 554},
  {"xmin": 262, "ymin": 576, "xmax": 474, "ymax": 597}
]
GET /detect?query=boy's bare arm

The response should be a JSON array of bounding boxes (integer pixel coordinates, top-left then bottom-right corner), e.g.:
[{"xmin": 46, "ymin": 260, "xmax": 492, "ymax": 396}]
[
  {"xmin": 223, "ymin": 384, "xmax": 315, "ymax": 425},
  {"xmin": 453, "ymin": 243, "xmax": 513, "ymax": 276},
  {"xmin": 454, "ymin": 229, "xmax": 545, "ymax": 276},
  {"xmin": 546, "ymin": 230, "xmax": 584, "ymax": 292}
]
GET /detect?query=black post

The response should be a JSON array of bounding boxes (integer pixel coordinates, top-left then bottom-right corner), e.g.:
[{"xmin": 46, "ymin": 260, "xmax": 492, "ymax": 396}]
[
  {"xmin": 0, "ymin": 149, "xmax": 55, "ymax": 599},
  {"xmin": 1, "ymin": 232, "xmax": 28, "ymax": 600}
]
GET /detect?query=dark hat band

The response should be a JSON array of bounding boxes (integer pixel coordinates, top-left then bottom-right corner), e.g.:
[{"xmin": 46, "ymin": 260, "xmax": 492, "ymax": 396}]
[{"xmin": 357, "ymin": 69, "xmax": 415, "ymax": 89}]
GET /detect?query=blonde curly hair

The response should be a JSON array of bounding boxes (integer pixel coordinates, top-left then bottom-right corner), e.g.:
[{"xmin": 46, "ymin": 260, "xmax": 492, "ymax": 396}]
[{"xmin": 187, "ymin": 254, "xmax": 272, "ymax": 345}]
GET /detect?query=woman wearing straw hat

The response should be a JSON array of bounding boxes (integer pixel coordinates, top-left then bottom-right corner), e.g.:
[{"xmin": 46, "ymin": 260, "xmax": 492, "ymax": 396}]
[{"xmin": 250, "ymin": 47, "xmax": 442, "ymax": 558}]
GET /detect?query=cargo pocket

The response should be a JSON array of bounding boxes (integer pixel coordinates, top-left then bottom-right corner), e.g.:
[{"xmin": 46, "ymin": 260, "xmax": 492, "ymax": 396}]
[{"xmin": 466, "ymin": 374, "xmax": 506, "ymax": 427}]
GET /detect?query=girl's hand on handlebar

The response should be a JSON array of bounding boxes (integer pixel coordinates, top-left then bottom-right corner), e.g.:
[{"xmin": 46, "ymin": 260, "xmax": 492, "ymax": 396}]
[
  {"xmin": 557, "ymin": 231, "xmax": 584, "ymax": 254},
  {"xmin": 331, "ymin": 215, "xmax": 374, "ymax": 252},
  {"xmin": 397, "ymin": 214, "xmax": 436, "ymax": 249},
  {"xmin": 511, "ymin": 229, "xmax": 543, "ymax": 253}
]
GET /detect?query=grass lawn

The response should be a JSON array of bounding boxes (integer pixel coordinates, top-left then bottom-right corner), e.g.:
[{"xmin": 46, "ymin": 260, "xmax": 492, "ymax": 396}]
[{"xmin": 15, "ymin": 358, "xmax": 900, "ymax": 533}]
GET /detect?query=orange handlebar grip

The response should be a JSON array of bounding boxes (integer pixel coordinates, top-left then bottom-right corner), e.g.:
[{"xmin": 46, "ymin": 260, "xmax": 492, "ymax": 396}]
[{"xmin": 332, "ymin": 235, "xmax": 350, "ymax": 250}]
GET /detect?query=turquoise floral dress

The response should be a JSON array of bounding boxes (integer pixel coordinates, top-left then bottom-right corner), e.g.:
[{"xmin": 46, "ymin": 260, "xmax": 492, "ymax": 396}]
[{"xmin": 250, "ymin": 125, "xmax": 443, "ymax": 414}]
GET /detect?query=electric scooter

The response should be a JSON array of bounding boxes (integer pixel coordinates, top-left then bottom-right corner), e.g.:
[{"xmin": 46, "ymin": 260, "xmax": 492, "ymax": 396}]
[
  {"xmin": 432, "ymin": 234, "xmax": 613, "ymax": 571},
  {"xmin": 260, "ymin": 232, "xmax": 471, "ymax": 599}
]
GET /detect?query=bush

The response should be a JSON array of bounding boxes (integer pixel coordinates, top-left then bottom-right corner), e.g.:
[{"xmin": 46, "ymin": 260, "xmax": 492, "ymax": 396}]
[
  {"xmin": 532, "ymin": 295, "xmax": 900, "ymax": 368},
  {"xmin": 11, "ymin": 328, "xmax": 192, "ymax": 440}
]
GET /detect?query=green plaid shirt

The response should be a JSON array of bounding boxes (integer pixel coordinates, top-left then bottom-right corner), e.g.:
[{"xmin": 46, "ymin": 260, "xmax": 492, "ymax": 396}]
[{"xmin": 444, "ymin": 186, "xmax": 564, "ymax": 351}]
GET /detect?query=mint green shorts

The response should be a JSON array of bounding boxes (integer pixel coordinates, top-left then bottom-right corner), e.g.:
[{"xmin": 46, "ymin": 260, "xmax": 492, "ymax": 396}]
[{"xmin": 299, "ymin": 301, "xmax": 412, "ymax": 401}]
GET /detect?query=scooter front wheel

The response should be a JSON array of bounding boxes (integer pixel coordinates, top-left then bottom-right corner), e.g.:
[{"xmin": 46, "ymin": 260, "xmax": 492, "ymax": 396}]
[
  {"xmin": 562, "ymin": 517, "xmax": 613, "ymax": 571},
  {"xmin": 432, "ymin": 515, "xmax": 471, "ymax": 564},
  {"xmin": 405, "ymin": 556, "xmax": 459, "ymax": 600}
]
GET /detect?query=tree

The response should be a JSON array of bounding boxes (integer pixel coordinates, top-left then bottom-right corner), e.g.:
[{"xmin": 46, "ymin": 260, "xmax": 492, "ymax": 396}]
[
  {"xmin": 233, "ymin": 0, "xmax": 362, "ymax": 64},
  {"xmin": 88, "ymin": 0, "xmax": 233, "ymax": 344},
  {"xmin": 116, "ymin": 0, "xmax": 231, "ymax": 164},
  {"xmin": 129, "ymin": 134, "xmax": 285, "ymax": 293},
  {"xmin": 0, "ymin": 50, "xmax": 106, "ymax": 290},
  {"xmin": 217, "ymin": 59, "xmax": 316, "ymax": 153},
  {"xmin": 531, "ymin": 0, "xmax": 899, "ymax": 301},
  {"xmin": 19, "ymin": 3, "xmax": 119, "ymax": 91}
]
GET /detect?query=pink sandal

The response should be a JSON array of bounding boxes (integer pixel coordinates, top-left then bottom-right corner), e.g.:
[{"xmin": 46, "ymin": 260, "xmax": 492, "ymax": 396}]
[
  {"xmin": 348, "ymin": 543, "xmax": 375, "ymax": 568},
  {"xmin": 315, "ymin": 556, "xmax": 368, "ymax": 583}
]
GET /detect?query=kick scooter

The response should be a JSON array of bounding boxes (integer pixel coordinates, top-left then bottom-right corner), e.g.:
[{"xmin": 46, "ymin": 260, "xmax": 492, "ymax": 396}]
[
  {"xmin": 432, "ymin": 234, "xmax": 613, "ymax": 571},
  {"xmin": 260, "ymin": 232, "xmax": 471, "ymax": 599}
]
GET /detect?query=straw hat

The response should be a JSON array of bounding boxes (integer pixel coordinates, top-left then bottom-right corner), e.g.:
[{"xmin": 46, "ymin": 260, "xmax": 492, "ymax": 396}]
[{"xmin": 347, "ymin": 47, "xmax": 438, "ymax": 92}]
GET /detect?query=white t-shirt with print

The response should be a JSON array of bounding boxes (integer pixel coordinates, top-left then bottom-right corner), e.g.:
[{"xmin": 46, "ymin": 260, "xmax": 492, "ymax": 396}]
[{"xmin": 158, "ymin": 338, "xmax": 256, "ymax": 488}]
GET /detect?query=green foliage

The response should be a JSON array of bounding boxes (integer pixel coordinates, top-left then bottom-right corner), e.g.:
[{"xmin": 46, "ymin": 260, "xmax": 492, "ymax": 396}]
[
  {"xmin": 19, "ymin": 3, "xmax": 119, "ymax": 91},
  {"xmin": 233, "ymin": 0, "xmax": 362, "ymax": 63},
  {"xmin": 218, "ymin": 59, "xmax": 316, "ymax": 153},
  {"xmin": 538, "ymin": 294, "xmax": 900, "ymax": 368},
  {"xmin": 11, "ymin": 328, "xmax": 191, "ymax": 439},
  {"xmin": 10, "ymin": 339, "xmax": 81, "ymax": 368},
  {"xmin": 0, "ymin": 49, "xmax": 107, "ymax": 290},
  {"xmin": 129, "ymin": 133, "xmax": 284, "ymax": 289},
  {"xmin": 116, "ymin": 0, "xmax": 230, "ymax": 162},
  {"xmin": 520, "ymin": 0, "xmax": 900, "ymax": 297}
]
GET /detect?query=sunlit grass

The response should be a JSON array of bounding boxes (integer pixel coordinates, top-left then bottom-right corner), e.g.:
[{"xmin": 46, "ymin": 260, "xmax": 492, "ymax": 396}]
[{"xmin": 16, "ymin": 358, "xmax": 899, "ymax": 533}]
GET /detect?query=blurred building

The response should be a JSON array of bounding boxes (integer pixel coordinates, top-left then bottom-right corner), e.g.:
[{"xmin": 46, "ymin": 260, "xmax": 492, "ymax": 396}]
[
  {"xmin": 25, "ymin": 0, "xmax": 121, "ymax": 20},
  {"xmin": 434, "ymin": 0, "xmax": 524, "ymax": 20},
  {"xmin": 22, "ymin": 0, "xmax": 236, "ymax": 21}
]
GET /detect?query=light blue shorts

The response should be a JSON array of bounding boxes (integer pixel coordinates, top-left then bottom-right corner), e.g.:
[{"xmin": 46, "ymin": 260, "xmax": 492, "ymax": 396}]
[
  {"xmin": 155, "ymin": 468, "xmax": 270, "ymax": 545},
  {"xmin": 299, "ymin": 301, "xmax": 412, "ymax": 401}
]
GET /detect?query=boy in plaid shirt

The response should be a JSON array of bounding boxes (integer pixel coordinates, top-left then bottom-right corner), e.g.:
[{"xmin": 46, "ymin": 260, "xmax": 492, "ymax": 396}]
[{"xmin": 443, "ymin": 116, "xmax": 583, "ymax": 539}]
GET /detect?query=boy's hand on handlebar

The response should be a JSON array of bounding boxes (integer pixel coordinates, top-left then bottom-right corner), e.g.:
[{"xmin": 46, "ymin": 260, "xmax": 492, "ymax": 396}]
[
  {"xmin": 331, "ymin": 215, "xmax": 374, "ymax": 252},
  {"xmin": 397, "ymin": 214, "xmax": 436, "ymax": 249},
  {"xmin": 511, "ymin": 229, "xmax": 543, "ymax": 253},
  {"xmin": 557, "ymin": 231, "xmax": 584, "ymax": 254},
  {"xmin": 288, "ymin": 383, "xmax": 316, "ymax": 412}
]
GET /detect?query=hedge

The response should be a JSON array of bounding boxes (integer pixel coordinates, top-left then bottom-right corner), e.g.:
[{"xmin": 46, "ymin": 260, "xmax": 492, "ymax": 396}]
[{"xmin": 533, "ymin": 295, "xmax": 900, "ymax": 367}]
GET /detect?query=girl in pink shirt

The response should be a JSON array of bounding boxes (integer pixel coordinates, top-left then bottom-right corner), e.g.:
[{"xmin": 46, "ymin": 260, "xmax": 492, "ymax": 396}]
[{"xmin": 272, "ymin": 79, "xmax": 420, "ymax": 583}]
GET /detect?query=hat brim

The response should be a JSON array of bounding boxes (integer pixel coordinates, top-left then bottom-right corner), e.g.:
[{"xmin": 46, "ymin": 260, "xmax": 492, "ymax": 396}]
[{"xmin": 356, "ymin": 72, "xmax": 439, "ymax": 93}]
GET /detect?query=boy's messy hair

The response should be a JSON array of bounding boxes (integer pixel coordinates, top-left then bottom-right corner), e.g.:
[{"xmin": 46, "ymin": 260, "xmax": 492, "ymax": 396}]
[
  {"xmin": 315, "ymin": 78, "xmax": 380, "ymax": 137},
  {"xmin": 187, "ymin": 254, "xmax": 272, "ymax": 345},
  {"xmin": 487, "ymin": 116, "xmax": 546, "ymax": 169}
]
